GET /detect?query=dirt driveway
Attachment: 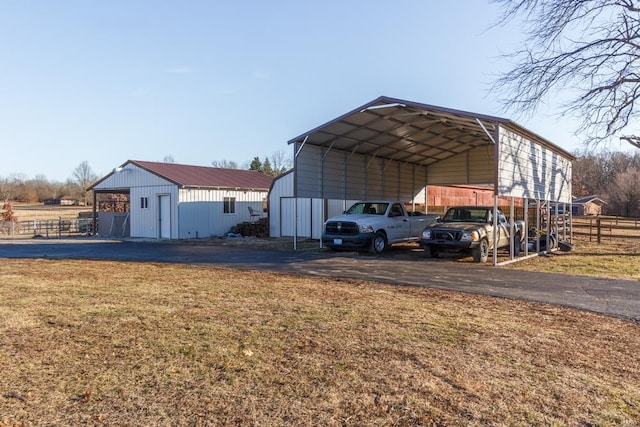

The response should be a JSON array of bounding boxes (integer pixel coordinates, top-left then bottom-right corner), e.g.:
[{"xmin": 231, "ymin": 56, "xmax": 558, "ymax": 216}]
[{"xmin": 0, "ymin": 238, "xmax": 639, "ymax": 322}]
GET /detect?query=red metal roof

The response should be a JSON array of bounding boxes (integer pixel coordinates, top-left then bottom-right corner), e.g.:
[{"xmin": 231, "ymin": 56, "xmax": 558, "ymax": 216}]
[{"xmin": 127, "ymin": 160, "xmax": 274, "ymax": 190}]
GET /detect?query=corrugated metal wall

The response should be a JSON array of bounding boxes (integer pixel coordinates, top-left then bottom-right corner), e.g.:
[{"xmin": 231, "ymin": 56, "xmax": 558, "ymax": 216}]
[
  {"xmin": 276, "ymin": 197, "xmax": 357, "ymax": 238},
  {"xmin": 178, "ymin": 188, "xmax": 267, "ymax": 238},
  {"xmin": 426, "ymin": 146, "xmax": 494, "ymax": 185},
  {"xmin": 498, "ymin": 127, "xmax": 572, "ymax": 203},
  {"xmin": 269, "ymin": 173, "xmax": 359, "ymax": 238},
  {"xmin": 295, "ymin": 144, "xmax": 427, "ymax": 201},
  {"xmin": 275, "ymin": 198, "xmax": 313, "ymax": 238},
  {"xmin": 268, "ymin": 172, "xmax": 293, "ymax": 238},
  {"xmin": 130, "ymin": 185, "xmax": 177, "ymax": 238}
]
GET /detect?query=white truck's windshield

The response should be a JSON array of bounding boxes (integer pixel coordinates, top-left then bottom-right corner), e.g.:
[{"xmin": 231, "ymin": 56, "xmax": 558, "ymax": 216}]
[{"xmin": 346, "ymin": 202, "xmax": 389, "ymax": 215}]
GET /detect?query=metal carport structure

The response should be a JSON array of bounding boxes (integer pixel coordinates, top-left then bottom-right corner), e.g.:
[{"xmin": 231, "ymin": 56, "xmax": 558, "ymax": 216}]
[{"xmin": 285, "ymin": 96, "xmax": 575, "ymax": 265}]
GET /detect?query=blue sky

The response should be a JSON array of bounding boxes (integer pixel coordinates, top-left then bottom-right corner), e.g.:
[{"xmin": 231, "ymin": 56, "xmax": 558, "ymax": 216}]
[{"xmin": 1, "ymin": 1, "xmax": 631, "ymax": 182}]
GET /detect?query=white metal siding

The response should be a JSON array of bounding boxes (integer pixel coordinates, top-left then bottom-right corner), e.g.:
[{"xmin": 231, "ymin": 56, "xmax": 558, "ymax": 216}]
[
  {"xmin": 277, "ymin": 197, "xmax": 357, "ymax": 238},
  {"xmin": 130, "ymin": 185, "xmax": 177, "ymax": 238},
  {"xmin": 327, "ymin": 199, "xmax": 358, "ymax": 217},
  {"xmin": 278, "ymin": 198, "xmax": 316, "ymax": 238},
  {"xmin": 268, "ymin": 172, "xmax": 294, "ymax": 238},
  {"xmin": 178, "ymin": 188, "xmax": 268, "ymax": 238},
  {"xmin": 94, "ymin": 164, "xmax": 173, "ymax": 189},
  {"xmin": 279, "ymin": 197, "xmax": 296, "ymax": 237},
  {"xmin": 498, "ymin": 127, "xmax": 572, "ymax": 202},
  {"xmin": 269, "ymin": 170, "xmax": 359, "ymax": 238}
]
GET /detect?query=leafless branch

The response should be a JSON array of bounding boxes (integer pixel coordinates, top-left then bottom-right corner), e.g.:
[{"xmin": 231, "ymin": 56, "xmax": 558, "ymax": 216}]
[
  {"xmin": 491, "ymin": 0, "xmax": 640, "ymax": 148},
  {"xmin": 620, "ymin": 135, "xmax": 640, "ymax": 148}
]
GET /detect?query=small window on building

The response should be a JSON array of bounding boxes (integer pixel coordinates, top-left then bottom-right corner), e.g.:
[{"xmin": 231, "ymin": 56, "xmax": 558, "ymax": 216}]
[
  {"xmin": 224, "ymin": 197, "xmax": 236, "ymax": 214},
  {"xmin": 141, "ymin": 197, "xmax": 148, "ymax": 209}
]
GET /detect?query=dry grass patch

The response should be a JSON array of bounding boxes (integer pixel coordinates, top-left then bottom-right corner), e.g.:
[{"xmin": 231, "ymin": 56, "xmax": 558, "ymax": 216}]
[
  {"xmin": 507, "ymin": 236, "xmax": 640, "ymax": 280},
  {"xmin": 1, "ymin": 259, "xmax": 639, "ymax": 426},
  {"xmin": 11, "ymin": 204, "xmax": 89, "ymax": 221}
]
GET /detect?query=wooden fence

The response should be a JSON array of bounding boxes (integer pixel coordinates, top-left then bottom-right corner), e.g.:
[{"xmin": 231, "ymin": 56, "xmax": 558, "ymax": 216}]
[{"xmin": 572, "ymin": 216, "xmax": 640, "ymax": 242}]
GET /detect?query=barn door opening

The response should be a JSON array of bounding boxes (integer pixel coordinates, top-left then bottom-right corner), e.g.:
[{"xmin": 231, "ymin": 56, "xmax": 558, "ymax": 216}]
[{"xmin": 158, "ymin": 195, "xmax": 171, "ymax": 239}]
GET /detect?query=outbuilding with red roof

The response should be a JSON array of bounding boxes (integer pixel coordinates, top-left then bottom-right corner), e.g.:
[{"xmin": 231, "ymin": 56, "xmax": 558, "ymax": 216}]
[{"xmin": 88, "ymin": 160, "xmax": 273, "ymax": 239}]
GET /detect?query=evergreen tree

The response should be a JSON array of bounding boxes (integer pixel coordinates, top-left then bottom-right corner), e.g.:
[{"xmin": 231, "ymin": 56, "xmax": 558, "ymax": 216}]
[
  {"xmin": 262, "ymin": 158, "xmax": 274, "ymax": 176},
  {"xmin": 249, "ymin": 157, "xmax": 262, "ymax": 171}
]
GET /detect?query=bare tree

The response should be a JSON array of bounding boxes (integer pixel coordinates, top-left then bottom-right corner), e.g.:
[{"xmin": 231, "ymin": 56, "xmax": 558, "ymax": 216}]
[
  {"xmin": 211, "ymin": 159, "xmax": 239, "ymax": 169},
  {"xmin": 572, "ymin": 152, "xmax": 607, "ymax": 197},
  {"xmin": 32, "ymin": 174, "xmax": 56, "ymax": 202},
  {"xmin": 72, "ymin": 161, "xmax": 99, "ymax": 205},
  {"xmin": 492, "ymin": 0, "xmax": 640, "ymax": 149},
  {"xmin": 269, "ymin": 149, "xmax": 293, "ymax": 175},
  {"xmin": 609, "ymin": 167, "xmax": 640, "ymax": 217},
  {"xmin": 73, "ymin": 161, "xmax": 98, "ymax": 189}
]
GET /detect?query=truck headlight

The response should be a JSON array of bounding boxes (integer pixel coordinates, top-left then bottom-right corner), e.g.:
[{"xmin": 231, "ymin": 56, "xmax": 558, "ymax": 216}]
[
  {"xmin": 422, "ymin": 230, "xmax": 432, "ymax": 239},
  {"xmin": 359, "ymin": 224, "xmax": 374, "ymax": 233},
  {"xmin": 461, "ymin": 231, "xmax": 480, "ymax": 242}
]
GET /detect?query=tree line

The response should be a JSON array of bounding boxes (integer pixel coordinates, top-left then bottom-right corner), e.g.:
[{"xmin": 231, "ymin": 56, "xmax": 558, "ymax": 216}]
[
  {"xmin": 0, "ymin": 151, "xmax": 293, "ymax": 205},
  {"xmin": 0, "ymin": 160, "xmax": 98, "ymax": 205},
  {"xmin": 573, "ymin": 151, "xmax": 640, "ymax": 217}
]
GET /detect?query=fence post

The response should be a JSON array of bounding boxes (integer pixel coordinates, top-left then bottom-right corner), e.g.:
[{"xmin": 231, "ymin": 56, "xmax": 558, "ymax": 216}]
[{"xmin": 596, "ymin": 218, "xmax": 601, "ymax": 244}]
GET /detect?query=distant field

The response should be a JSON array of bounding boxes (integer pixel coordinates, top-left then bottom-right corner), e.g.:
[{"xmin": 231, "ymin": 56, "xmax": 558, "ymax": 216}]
[{"xmin": 11, "ymin": 203, "xmax": 91, "ymax": 221}]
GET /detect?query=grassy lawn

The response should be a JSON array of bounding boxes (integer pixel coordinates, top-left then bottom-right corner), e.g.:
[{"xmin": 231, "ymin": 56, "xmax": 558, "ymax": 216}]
[
  {"xmin": 1, "ymin": 259, "xmax": 639, "ymax": 426},
  {"xmin": 508, "ymin": 235, "xmax": 640, "ymax": 281}
]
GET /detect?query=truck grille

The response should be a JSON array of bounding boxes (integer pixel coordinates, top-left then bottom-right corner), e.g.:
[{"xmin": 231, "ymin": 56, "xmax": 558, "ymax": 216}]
[
  {"xmin": 325, "ymin": 221, "xmax": 359, "ymax": 235},
  {"xmin": 432, "ymin": 230, "xmax": 462, "ymax": 241}
]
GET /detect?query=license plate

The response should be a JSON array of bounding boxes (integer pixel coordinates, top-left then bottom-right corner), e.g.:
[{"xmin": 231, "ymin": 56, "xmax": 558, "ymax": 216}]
[{"xmin": 333, "ymin": 238, "xmax": 343, "ymax": 245}]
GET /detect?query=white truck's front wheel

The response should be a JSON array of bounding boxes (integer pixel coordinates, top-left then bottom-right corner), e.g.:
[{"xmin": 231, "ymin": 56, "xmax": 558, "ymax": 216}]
[{"xmin": 371, "ymin": 231, "xmax": 387, "ymax": 255}]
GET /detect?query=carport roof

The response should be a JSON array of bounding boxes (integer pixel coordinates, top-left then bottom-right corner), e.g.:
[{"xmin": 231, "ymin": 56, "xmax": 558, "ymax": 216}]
[{"xmin": 288, "ymin": 96, "xmax": 575, "ymax": 165}]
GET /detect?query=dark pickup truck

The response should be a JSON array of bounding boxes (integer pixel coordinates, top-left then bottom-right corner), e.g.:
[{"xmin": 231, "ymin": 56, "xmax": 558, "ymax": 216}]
[{"xmin": 419, "ymin": 206, "xmax": 525, "ymax": 263}]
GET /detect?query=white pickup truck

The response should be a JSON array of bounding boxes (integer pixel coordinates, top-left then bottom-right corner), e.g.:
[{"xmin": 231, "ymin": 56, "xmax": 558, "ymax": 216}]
[{"xmin": 322, "ymin": 200, "xmax": 440, "ymax": 254}]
